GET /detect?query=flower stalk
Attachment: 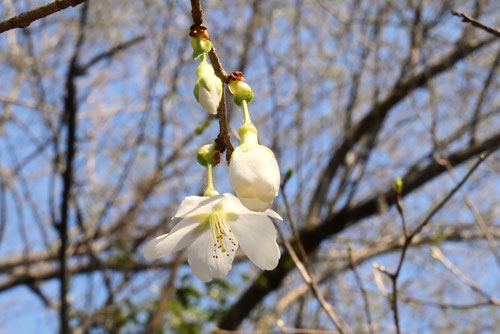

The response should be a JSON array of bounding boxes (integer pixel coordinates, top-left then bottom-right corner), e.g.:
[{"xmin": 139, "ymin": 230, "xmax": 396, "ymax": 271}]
[
  {"xmin": 204, "ymin": 164, "xmax": 219, "ymax": 197},
  {"xmin": 241, "ymin": 100, "xmax": 253, "ymax": 125}
]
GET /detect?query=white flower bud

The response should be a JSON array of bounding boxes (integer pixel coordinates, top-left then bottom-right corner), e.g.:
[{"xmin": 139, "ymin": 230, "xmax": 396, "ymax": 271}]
[
  {"xmin": 194, "ymin": 62, "xmax": 222, "ymax": 115},
  {"xmin": 229, "ymin": 124, "xmax": 280, "ymax": 211}
]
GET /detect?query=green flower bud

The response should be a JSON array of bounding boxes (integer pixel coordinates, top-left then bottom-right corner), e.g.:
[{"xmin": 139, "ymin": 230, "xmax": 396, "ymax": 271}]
[
  {"xmin": 197, "ymin": 143, "xmax": 217, "ymax": 167},
  {"xmin": 228, "ymin": 80, "xmax": 254, "ymax": 106},
  {"xmin": 393, "ymin": 177, "xmax": 403, "ymax": 194}
]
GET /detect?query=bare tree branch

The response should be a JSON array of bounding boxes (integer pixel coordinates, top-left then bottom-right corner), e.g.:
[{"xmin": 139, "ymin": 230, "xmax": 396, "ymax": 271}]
[
  {"xmin": 0, "ymin": 0, "xmax": 87, "ymax": 34},
  {"xmin": 451, "ymin": 10, "xmax": 500, "ymax": 37}
]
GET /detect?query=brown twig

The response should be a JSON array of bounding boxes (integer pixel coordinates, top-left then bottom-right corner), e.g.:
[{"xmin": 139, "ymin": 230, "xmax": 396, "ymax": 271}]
[
  {"xmin": 451, "ymin": 10, "xmax": 500, "ymax": 38},
  {"xmin": 189, "ymin": 0, "xmax": 234, "ymax": 162},
  {"xmin": 214, "ymin": 89, "xmax": 234, "ymax": 164},
  {"xmin": 0, "ymin": 0, "xmax": 86, "ymax": 34}
]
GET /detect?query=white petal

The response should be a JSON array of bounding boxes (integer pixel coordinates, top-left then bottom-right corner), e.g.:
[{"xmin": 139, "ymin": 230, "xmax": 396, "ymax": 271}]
[
  {"xmin": 231, "ymin": 214, "xmax": 280, "ymax": 270},
  {"xmin": 198, "ymin": 85, "xmax": 220, "ymax": 115},
  {"xmin": 221, "ymin": 193, "xmax": 256, "ymax": 214},
  {"xmin": 144, "ymin": 218, "xmax": 199, "ymax": 260},
  {"xmin": 222, "ymin": 193, "xmax": 283, "ymax": 220},
  {"xmin": 187, "ymin": 231, "xmax": 238, "ymax": 282},
  {"xmin": 264, "ymin": 209, "xmax": 283, "ymax": 221},
  {"xmin": 229, "ymin": 145, "xmax": 280, "ymax": 211},
  {"xmin": 238, "ymin": 197, "xmax": 272, "ymax": 212},
  {"xmin": 174, "ymin": 195, "xmax": 224, "ymax": 218}
]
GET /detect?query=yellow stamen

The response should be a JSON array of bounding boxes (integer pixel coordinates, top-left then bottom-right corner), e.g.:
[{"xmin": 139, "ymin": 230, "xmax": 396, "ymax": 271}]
[{"xmin": 193, "ymin": 204, "xmax": 238, "ymax": 260}]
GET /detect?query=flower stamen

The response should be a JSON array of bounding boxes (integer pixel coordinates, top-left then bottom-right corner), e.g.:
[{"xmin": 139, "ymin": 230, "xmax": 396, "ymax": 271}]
[{"xmin": 195, "ymin": 205, "xmax": 238, "ymax": 260}]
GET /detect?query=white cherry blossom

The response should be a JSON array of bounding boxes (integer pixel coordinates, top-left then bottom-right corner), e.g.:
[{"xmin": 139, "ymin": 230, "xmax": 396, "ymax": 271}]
[{"xmin": 144, "ymin": 193, "xmax": 282, "ymax": 282}]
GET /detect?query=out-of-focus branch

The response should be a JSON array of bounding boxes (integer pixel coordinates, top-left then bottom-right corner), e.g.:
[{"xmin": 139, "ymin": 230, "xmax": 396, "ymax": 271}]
[
  {"xmin": 307, "ymin": 35, "xmax": 496, "ymax": 224},
  {"xmin": 145, "ymin": 252, "xmax": 184, "ymax": 333},
  {"xmin": 430, "ymin": 246, "xmax": 500, "ymax": 306},
  {"xmin": 279, "ymin": 175, "xmax": 349, "ymax": 333},
  {"xmin": 0, "ymin": 258, "xmax": 177, "ymax": 293},
  {"xmin": 275, "ymin": 223, "xmax": 350, "ymax": 334},
  {"xmin": 257, "ymin": 223, "xmax": 500, "ymax": 331},
  {"xmin": 375, "ymin": 150, "xmax": 493, "ymax": 334},
  {"xmin": 80, "ymin": 35, "xmax": 147, "ymax": 73},
  {"xmin": 219, "ymin": 129, "xmax": 500, "ymax": 330},
  {"xmin": 347, "ymin": 246, "xmax": 374, "ymax": 334},
  {"xmin": 57, "ymin": 4, "xmax": 89, "ymax": 333},
  {"xmin": 451, "ymin": 10, "xmax": 500, "ymax": 37},
  {"xmin": 0, "ymin": 0, "xmax": 87, "ymax": 34}
]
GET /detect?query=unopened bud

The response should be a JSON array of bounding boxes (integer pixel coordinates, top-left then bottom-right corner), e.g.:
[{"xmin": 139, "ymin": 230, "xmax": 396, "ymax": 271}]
[
  {"xmin": 393, "ymin": 177, "xmax": 403, "ymax": 194},
  {"xmin": 228, "ymin": 72, "xmax": 254, "ymax": 106},
  {"xmin": 197, "ymin": 143, "xmax": 217, "ymax": 167}
]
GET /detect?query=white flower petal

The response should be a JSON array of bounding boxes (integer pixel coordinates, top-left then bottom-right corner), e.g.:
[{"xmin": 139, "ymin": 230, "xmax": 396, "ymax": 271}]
[
  {"xmin": 198, "ymin": 84, "xmax": 220, "ymax": 115},
  {"xmin": 222, "ymin": 193, "xmax": 282, "ymax": 219},
  {"xmin": 187, "ymin": 231, "xmax": 238, "ymax": 282},
  {"xmin": 221, "ymin": 193, "xmax": 256, "ymax": 214},
  {"xmin": 238, "ymin": 197, "xmax": 271, "ymax": 212},
  {"xmin": 229, "ymin": 145, "xmax": 280, "ymax": 211},
  {"xmin": 231, "ymin": 214, "xmax": 280, "ymax": 270},
  {"xmin": 174, "ymin": 195, "xmax": 224, "ymax": 218},
  {"xmin": 263, "ymin": 209, "xmax": 283, "ymax": 221},
  {"xmin": 144, "ymin": 218, "xmax": 199, "ymax": 260}
]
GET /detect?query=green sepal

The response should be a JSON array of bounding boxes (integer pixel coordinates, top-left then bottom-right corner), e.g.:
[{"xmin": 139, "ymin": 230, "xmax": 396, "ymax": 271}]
[
  {"xmin": 234, "ymin": 91, "xmax": 253, "ymax": 106},
  {"xmin": 199, "ymin": 76, "xmax": 211, "ymax": 92},
  {"xmin": 215, "ymin": 76, "xmax": 222, "ymax": 96},
  {"xmin": 191, "ymin": 37, "xmax": 212, "ymax": 60},
  {"xmin": 197, "ymin": 153, "xmax": 208, "ymax": 167},
  {"xmin": 193, "ymin": 82, "xmax": 200, "ymax": 102}
]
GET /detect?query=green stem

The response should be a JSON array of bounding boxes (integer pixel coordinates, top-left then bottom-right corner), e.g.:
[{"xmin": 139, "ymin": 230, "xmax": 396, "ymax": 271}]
[
  {"xmin": 200, "ymin": 53, "xmax": 206, "ymax": 63},
  {"xmin": 241, "ymin": 100, "xmax": 253, "ymax": 125},
  {"xmin": 204, "ymin": 164, "xmax": 219, "ymax": 197}
]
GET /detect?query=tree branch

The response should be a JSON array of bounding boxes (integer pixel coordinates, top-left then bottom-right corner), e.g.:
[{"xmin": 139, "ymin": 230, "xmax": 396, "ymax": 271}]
[
  {"xmin": 451, "ymin": 10, "xmax": 500, "ymax": 37},
  {"xmin": 0, "ymin": 0, "xmax": 87, "ymax": 34}
]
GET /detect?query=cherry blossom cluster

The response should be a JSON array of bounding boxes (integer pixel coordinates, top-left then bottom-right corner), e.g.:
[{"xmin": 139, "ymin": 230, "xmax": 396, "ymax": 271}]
[{"xmin": 144, "ymin": 24, "xmax": 282, "ymax": 282}]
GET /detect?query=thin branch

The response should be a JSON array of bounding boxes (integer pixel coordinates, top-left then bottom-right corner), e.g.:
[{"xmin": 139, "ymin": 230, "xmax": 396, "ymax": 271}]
[
  {"xmin": 433, "ymin": 155, "xmax": 500, "ymax": 267},
  {"xmin": 275, "ymin": 223, "xmax": 350, "ymax": 334},
  {"xmin": 376, "ymin": 149, "xmax": 494, "ymax": 334},
  {"xmin": 57, "ymin": 3, "xmax": 89, "ymax": 333},
  {"xmin": 280, "ymin": 177, "xmax": 350, "ymax": 333},
  {"xmin": 81, "ymin": 35, "xmax": 147, "ymax": 73},
  {"xmin": 0, "ymin": 0, "xmax": 87, "ymax": 34},
  {"xmin": 347, "ymin": 247, "xmax": 374, "ymax": 334},
  {"xmin": 257, "ymin": 223, "xmax": 500, "ymax": 331},
  {"xmin": 451, "ymin": 10, "xmax": 500, "ymax": 37},
  {"xmin": 430, "ymin": 246, "xmax": 500, "ymax": 306},
  {"xmin": 145, "ymin": 252, "xmax": 184, "ymax": 333}
]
